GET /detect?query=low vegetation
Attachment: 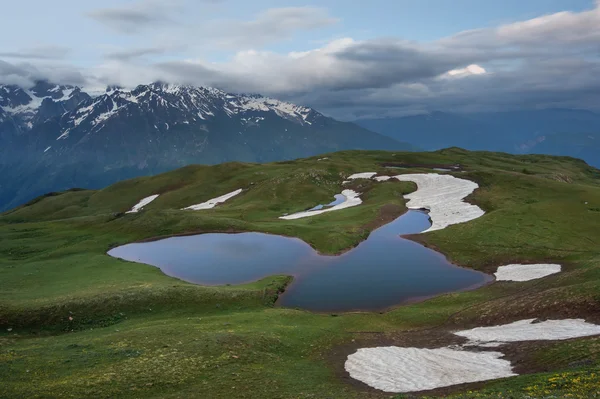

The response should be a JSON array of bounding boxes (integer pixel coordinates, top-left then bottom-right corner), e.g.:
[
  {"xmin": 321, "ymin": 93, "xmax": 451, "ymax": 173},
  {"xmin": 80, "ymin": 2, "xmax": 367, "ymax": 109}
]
[{"xmin": 1, "ymin": 148, "xmax": 600, "ymax": 398}]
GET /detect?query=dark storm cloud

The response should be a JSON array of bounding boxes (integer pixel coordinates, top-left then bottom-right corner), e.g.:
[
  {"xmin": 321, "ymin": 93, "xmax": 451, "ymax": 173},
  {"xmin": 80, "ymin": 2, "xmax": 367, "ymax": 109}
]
[
  {"xmin": 322, "ymin": 41, "xmax": 467, "ymax": 91},
  {"xmin": 299, "ymin": 58, "xmax": 600, "ymax": 119}
]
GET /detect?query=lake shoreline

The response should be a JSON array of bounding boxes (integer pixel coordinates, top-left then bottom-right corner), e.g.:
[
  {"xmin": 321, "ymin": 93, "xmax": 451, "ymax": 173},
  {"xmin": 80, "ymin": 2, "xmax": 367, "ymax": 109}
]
[{"xmin": 109, "ymin": 209, "xmax": 492, "ymax": 313}]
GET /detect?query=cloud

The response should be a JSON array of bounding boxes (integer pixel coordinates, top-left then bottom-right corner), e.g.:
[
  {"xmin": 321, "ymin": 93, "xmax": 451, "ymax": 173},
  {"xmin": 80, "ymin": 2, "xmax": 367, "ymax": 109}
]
[
  {"xmin": 203, "ymin": 7, "xmax": 339, "ymax": 49},
  {"xmin": 104, "ymin": 46, "xmax": 179, "ymax": 61},
  {"xmin": 0, "ymin": 59, "xmax": 86, "ymax": 87},
  {"xmin": 6, "ymin": 2, "xmax": 600, "ymax": 118},
  {"xmin": 445, "ymin": 64, "xmax": 487, "ymax": 78},
  {"xmin": 153, "ymin": 37, "xmax": 469, "ymax": 96},
  {"xmin": 0, "ymin": 45, "xmax": 70, "ymax": 60},
  {"xmin": 439, "ymin": 5, "xmax": 600, "ymax": 54},
  {"xmin": 87, "ymin": 0, "xmax": 184, "ymax": 34},
  {"xmin": 0, "ymin": 60, "xmax": 31, "ymax": 86}
]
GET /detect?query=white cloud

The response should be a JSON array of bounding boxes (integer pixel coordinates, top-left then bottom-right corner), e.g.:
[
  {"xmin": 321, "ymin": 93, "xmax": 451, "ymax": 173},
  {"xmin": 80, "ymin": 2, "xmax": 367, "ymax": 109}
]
[
  {"xmin": 445, "ymin": 64, "xmax": 487, "ymax": 78},
  {"xmin": 440, "ymin": 4, "xmax": 600, "ymax": 51}
]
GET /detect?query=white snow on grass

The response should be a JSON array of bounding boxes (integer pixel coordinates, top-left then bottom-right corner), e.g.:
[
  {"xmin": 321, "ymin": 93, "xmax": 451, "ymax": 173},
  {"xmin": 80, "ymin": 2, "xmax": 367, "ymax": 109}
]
[
  {"xmin": 345, "ymin": 346, "xmax": 515, "ymax": 393},
  {"xmin": 393, "ymin": 173, "xmax": 484, "ymax": 232},
  {"xmin": 126, "ymin": 194, "xmax": 159, "ymax": 213},
  {"xmin": 348, "ymin": 172, "xmax": 377, "ymax": 180},
  {"xmin": 468, "ymin": 341, "xmax": 506, "ymax": 348},
  {"xmin": 374, "ymin": 175, "xmax": 392, "ymax": 182},
  {"xmin": 455, "ymin": 319, "xmax": 600, "ymax": 343},
  {"xmin": 280, "ymin": 190, "xmax": 361, "ymax": 220},
  {"xmin": 347, "ymin": 317, "xmax": 600, "ymax": 392},
  {"xmin": 494, "ymin": 264, "xmax": 561, "ymax": 282},
  {"xmin": 183, "ymin": 189, "xmax": 242, "ymax": 210}
]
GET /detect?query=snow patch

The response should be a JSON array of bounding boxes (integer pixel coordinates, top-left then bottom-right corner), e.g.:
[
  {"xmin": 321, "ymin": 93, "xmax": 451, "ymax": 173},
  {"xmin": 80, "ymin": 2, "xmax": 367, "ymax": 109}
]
[
  {"xmin": 92, "ymin": 100, "xmax": 119, "ymax": 126},
  {"xmin": 345, "ymin": 346, "xmax": 515, "ymax": 393},
  {"xmin": 183, "ymin": 189, "xmax": 242, "ymax": 210},
  {"xmin": 347, "ymin": 318, "xmax": 600, "ymax": 393},
  {"xmin": 56, "ymin": 129, "xmax": 71, "ymax": 140},
  {"xmin": 348, "ymin": 172, "xmax": 377, "ymax": 180},
  {"xmin": 280, "ymin": 190, "xmax": 361, "ymax": 220},
  {"xmin": 57, "ymin": 88, "xmax": 74, "ymax": 101},
  {"xmin": 126, "ymin": 194, "xmax": 159, "ymax": 213},
  {"xmin": 464, "ymin": 341, "xmax": 506, "ymax": 348},
  {"xmin": 393, "ymin": 173, "xmax": 484, "ymax": 232},
  {"xmin": 236, "ymin": 95, "xmax": 312, "ymax": 123},
  {"xmin": 455, "ymin": 319, "xmax": 600, "ymax": 343},
  {"xmin": 494, "ymin": 264, "xmax": 561, "ymax": 282},
  {"xmin": 2, "ymin": 89, "xmax": 44, "ymax": 119},
  {"xmin": 374, "ymin": 175, "xmax": 391, "ymax": 182}
]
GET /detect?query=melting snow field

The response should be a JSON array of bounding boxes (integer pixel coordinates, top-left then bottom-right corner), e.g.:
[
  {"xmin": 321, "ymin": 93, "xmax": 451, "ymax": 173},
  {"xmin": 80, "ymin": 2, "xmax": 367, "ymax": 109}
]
[
  {"xmin": 494, "ymin": 264, "xmax": 561, "ymax": 282},
  {"xmin": 393, "ymin": 173, "xmax": 485, "ymax": 232},
  {"xmin": 285, "ymin": 172, "xmax": 483, "ymax": 226},
  {"xmin": 280, "ymin": 190, "xmax": 361, "ymax": 220},
  {"xmin": 347, "ymin": 318, "xmax": 600, "ymax": 393},
  {"xmin": 345, "ymin": 346, "xmax": 515, "ymax": 393},
  {"xmin": 126, "ymin": 194, "xmax": 159, "ymax": 213},
  {"xmin": 183, "ymin": 189, "xmax": 242, "ymax": 210},
  {"xmin": 455, "ymin": 319, "xmax": 600, "ymax": 343}
]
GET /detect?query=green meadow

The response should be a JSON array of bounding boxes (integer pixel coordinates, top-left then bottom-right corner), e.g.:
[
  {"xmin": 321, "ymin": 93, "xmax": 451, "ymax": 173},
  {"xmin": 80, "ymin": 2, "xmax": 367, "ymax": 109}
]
[{"xmin": 2, "ymin": 148, "xmax": 600, "ymax": 398}]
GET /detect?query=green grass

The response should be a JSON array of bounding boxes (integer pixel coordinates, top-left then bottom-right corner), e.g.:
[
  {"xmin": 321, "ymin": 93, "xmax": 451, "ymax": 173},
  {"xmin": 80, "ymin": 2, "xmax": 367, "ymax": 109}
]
[{"xmin": 1, "ymin": 148, "xmax": 600, "ymax": 398}]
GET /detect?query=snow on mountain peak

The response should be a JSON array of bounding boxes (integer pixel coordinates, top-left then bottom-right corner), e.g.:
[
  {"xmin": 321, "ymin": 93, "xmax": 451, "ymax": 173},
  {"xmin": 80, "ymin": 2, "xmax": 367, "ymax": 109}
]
[
  {"xmin": 99, "ymin": 83, "xmax": 315, "ymax": 123},
  {"xmin": 1, "ymin": 81, "xmax": 320, "ymax": 142},
  {"xmin": 0, "ymin": 82, "xmax": 84, "ymax": 123}
]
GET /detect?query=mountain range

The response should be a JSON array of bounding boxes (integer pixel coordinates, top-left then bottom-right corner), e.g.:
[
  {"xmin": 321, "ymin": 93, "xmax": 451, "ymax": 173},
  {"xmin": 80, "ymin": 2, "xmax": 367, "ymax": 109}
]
[
  {"xmin": 0, "ymin": 81, "xmax": 410, "ymax": 211},
  {"xmin": 2, "ymin": 80, "xmax": 599, "ymax": 212},
  {"xmin": 356, "ymin": 109, "xmax": 600, "ymax": 167}
]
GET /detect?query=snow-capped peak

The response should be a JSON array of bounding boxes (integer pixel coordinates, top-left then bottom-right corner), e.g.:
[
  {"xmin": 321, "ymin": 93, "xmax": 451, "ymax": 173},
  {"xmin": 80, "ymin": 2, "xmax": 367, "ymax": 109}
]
[
  {"xmin": 80, "ymin": 82, "xmax": 316, "ymax": 124},
  {"xmin": 1, "ymin": 80, "xmax": 321, "ymax": 143},
  {"xmin": 0, "ymin": 81, "xmax": 86, "ymax": 124}
]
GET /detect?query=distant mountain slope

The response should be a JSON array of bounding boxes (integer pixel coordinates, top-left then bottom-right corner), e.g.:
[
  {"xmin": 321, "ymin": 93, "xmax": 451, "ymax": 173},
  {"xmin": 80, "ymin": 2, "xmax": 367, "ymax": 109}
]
[
  {"xmin": 521, "ymin": 132, "xmax": 600, "ymax": 167},
  {"xmin": 356, "ymin": 109, "xmax": 600, "ymax": 167},
  {"xmin": 356, "ymin": 111, "xmax": 511, "ymax": 152},
  {"xmin": 0, "ymin": 81, "xmax": 411, "ymax": 211}
]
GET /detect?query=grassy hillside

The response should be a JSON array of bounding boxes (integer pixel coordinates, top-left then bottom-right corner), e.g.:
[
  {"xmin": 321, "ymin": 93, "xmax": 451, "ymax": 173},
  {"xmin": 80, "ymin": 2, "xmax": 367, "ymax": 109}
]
[{"xmin": 1, "ymin": 148, "xmax": 600, "ymax": 398}]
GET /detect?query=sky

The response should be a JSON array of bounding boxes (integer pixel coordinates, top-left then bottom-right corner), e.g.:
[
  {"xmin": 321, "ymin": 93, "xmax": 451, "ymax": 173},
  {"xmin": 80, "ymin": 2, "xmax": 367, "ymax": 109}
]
[{"xmin": 1, "ymin": 0, "xmax": 599, "ymax": 119}]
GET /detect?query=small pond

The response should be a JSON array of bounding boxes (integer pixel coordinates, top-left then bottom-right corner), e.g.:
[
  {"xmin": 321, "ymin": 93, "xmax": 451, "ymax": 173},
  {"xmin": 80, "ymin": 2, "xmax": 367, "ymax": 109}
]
[
  {"xmin": 108, "ymin": 211, "xmax": 491, "ymax": 312},
  {"xmin": 308, "ymin": 194, "xmax": 346, "ymax": 211}
]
